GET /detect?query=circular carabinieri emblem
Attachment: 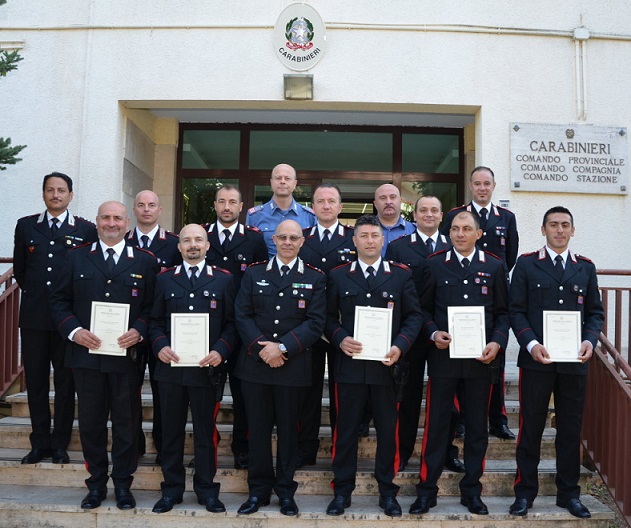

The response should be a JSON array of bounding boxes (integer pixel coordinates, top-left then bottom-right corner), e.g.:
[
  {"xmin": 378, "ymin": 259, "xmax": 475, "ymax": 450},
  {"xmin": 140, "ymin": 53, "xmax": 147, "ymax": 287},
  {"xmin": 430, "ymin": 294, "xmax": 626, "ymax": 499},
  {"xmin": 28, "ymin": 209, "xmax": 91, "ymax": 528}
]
[{"xmin": 274, "ymin": 3, "xmax": 326, "ymax": 71}]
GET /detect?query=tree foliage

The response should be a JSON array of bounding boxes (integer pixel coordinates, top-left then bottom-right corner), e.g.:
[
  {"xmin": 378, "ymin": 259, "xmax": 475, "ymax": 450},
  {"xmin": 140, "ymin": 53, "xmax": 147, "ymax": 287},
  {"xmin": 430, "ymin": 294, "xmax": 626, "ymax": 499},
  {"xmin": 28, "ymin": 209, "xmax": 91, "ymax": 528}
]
[{"xmin": 0, "ymin": 43, "xmax": 27, "ymax": 170}]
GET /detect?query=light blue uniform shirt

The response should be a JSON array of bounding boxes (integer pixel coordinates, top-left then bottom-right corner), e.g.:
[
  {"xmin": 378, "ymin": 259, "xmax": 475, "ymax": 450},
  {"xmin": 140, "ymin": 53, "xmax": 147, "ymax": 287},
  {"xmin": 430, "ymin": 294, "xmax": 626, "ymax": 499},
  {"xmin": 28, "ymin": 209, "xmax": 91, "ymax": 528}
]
[{"xmin": 380, "ymin": 216, "xmax": 416, "ymax": 256}]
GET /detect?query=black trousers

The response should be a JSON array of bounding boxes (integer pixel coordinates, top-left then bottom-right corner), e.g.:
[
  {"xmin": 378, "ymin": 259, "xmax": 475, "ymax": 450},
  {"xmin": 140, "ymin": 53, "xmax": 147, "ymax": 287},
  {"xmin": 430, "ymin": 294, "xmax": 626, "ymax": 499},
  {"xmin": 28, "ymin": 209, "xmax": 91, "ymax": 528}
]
[
  {"xmin": 398, "ymin": 345, "xmax": 460, "ymax": 464},
  {"xmin": 417, "ymin": 376, "xmax": 491, "ymax": 499},
  {"xmin": 158, "ymin": 381, "xmax": 220, "ymax": 500},
  {"xmin": 227, "ymin": 344, "xmax": 248, "ymax": 456},
  {"xmin": 514, "ymin": 368, "xmax": 586, "ymax": 502},
  {"xmin": 488, "ymin": 353, "xmax": 508, "ymax": 427},
  {"xmin": 241, "ymin": 381, "xmax": 301, "ymax": 499},
  {"xmin": 331, "ymin": 382, "xmax": 400, "ymax": 498},
  {"xmin": 21, "ymin": 329, "xmax": 75, "ymax": 450},
  {"xmin": 73, "ymin": 364, "xmax": 140, "ymax": 490}
]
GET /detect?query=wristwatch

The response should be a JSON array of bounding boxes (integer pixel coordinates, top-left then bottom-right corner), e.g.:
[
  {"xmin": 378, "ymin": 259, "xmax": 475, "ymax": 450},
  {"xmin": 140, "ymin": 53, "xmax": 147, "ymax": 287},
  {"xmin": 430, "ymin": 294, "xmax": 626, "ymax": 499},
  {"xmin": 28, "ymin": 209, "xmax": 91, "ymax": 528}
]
[{"xmin": 278, "ymin": 343, "xmax": 287, "ymax": 353}]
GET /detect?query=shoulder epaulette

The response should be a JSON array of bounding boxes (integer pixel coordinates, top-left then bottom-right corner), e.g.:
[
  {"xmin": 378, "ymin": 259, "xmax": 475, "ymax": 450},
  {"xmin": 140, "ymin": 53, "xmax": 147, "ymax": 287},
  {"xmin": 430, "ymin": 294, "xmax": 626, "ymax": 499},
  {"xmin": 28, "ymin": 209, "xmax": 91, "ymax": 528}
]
[
  {"xmin": 70, "ymin": 242, "xmax": 92, "ymax": 251},
  {"xmin": 75, "ymin": 216, "xmax": 95, "ymax": 225},
  {"xmin": 331, "ymin": 262, "xmax": 353, "ymax": 272},
  {"xmin": 305, "ymin": 263, "xmax": 325, "ymax": 274},
  {"xmin": 447, "ymin": 205, "xmax": 466, "ymax": 213},
  {"xmin": 22, "ymin": 213, "xmax": 40, "ymax": 220},
  {"xmin": 484, "ymin": 251, "xmax": 503, "ymax": 262},
  {"xmin": 428, "ymin": 248, "xmax": 449, "ymax": 259},
  {"xmin": 158, "ymin": 266, "xmax": 176, "ymax": 275},
  {"xmin": 163, "ymin": 230, "xmax": 178, "ymax": 239},
  {"xmin": 520, "ymin": 250, "xmax": 538, "ymax": 257},
  {"xmin": 249, "ymin": 259, "xmax": 269, "ymax": 267},
  {"xmin": 245, "ymin": 225, "xmax": 262, "ymax": 234},
  {"xmin": 247, "ymin": 205, "xmax": 264, "ymax": 215},
  {"xmin": 389, "ymin": 261, "xmax": 411, "ymax": 272},
  {"xmin": 299, "ymin": 204, "xmax": 315, "ymax": 214},
  {"xmin": 576, "ymin": 254, "xmax": 594, "ymax": 263},
  {"xmin": 212, "ymin": 265, "xmax": 233, "ymax": 275},
  {"xmin": 136, "ymin": 247, "xmax": 156, "ymax": 258}
]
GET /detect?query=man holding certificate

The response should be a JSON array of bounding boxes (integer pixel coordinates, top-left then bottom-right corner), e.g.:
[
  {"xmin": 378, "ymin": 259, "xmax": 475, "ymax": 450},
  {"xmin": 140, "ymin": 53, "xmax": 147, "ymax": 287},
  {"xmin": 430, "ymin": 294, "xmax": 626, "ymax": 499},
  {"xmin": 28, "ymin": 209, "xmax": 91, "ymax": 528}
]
[
  {"xmin": 148, "ymin": 223, "xmax": 237, "ymax": 514},
  {"xmin": 50, "ymin": 201, "xmax": 159, "ymax": 511},
  {"xmin": 234, "ymin": 219, "xmax": 326, "ymax": 517},
  {"xmin": 411, "ymin": 210, "xmax": 509, "ymax": 516},
  {"xmin": 508, "ymin": 206, "xmax": 604, "ymax": 519},
  {"xmin": 325, "ymin": 214, "xmax": 422, "ymax": 517}
]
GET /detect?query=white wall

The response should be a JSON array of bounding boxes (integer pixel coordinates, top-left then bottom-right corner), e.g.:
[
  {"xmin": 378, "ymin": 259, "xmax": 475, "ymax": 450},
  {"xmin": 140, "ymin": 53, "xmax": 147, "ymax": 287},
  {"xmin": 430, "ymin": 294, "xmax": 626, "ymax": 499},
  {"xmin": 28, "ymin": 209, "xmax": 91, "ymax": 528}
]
[{"xmin": 1, "ymin": 0, "xmax": 630, "ymax": 270}]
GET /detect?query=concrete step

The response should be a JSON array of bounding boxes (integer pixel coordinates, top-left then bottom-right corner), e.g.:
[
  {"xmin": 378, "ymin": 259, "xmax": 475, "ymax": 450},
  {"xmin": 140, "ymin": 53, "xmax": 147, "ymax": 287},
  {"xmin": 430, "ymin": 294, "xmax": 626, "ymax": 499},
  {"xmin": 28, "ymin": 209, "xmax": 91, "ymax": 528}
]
[
  {"xmin": 6, "ymin": 391, "xmax": 546, "ymax": 429},
  {"xmin": 0, "ymin": 417, "xmax": 544, "ymax": 460},
  {"xmin": 0, "ymin": 485, "xmax": 614, "ymax": 528},
  {"xmin": 0, "ymin": 451, "xmax": 600, "ymax": 497}
]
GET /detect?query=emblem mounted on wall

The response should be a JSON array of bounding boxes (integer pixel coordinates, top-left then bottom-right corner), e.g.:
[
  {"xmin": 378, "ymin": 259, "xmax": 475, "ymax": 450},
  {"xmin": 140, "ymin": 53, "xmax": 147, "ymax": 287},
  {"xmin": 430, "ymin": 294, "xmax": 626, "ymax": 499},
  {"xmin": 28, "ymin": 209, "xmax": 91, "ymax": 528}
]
[{"xmin": 274, "ymin": 3, "xmax": 326, "ymax": 71}]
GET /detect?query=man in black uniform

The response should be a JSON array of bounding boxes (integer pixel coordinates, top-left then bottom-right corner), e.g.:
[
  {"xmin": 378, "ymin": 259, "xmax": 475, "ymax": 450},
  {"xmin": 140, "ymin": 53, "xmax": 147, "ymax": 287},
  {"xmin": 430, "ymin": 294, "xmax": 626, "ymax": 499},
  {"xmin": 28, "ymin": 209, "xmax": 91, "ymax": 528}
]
[
  {"xmin": 234, "ymin": 219, "xmax": 326, "ymax": 516},
  {"xmin": 441, "ymin": 166, "xmax": 519, "ymax": 440},
  {"xmin": 126, "ymin": 189, "xmax": 181, "ymax": 463},
  {"xmin": 508, "ymin": 206, "xmax": 603, "ymax": 519},
  {"xmin": 325, "ymin": 215, "xmax": 422, "ymax": 518},
  {"xmin": 50, "ymin": 201, "xmax": 158, "ymax": 510},
  {"xmin": 411, "ymin": 211, "xmax": 509, "ymax": 516},
  {"xmin": 296, "ymin": 183, "xmax": 355, "ymax": 467},
  {"xmin": 385, "ymin": 195, "xmax": 462, "ymax": 473},
  {"xmin": 203, "ymin": 184, "xmax": 268, "ymax": 469},
  {"xmin": 13, "ymin": 172, "xmax": 97, "ymax": 465},
  {"xmin": 149, "ymin": 223, "xmax": 237, "ymax": 514}
]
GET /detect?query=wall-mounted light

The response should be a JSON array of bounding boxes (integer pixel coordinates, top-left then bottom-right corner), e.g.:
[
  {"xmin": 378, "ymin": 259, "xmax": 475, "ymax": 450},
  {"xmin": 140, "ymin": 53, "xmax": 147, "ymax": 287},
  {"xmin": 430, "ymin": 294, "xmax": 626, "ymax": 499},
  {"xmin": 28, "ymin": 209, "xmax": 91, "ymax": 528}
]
[{"xmin": 284, "ymin": 74, "xmax": 313, "ymax": 100}]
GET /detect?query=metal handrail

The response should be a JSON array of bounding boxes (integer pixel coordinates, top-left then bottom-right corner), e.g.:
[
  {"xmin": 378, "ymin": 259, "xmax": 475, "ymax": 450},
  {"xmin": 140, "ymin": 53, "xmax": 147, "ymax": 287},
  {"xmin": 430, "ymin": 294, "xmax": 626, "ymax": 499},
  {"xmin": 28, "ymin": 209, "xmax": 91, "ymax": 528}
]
[{"xmin": 0, "ymin": 260, "xmax": 22, "ymax": 396}]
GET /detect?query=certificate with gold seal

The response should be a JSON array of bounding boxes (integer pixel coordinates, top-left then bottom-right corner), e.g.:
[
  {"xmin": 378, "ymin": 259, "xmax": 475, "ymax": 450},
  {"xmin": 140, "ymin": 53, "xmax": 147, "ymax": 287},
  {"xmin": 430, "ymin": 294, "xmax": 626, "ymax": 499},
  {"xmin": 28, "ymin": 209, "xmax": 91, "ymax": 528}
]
[
  {"xmin": 353, "ymin": 306, "xmax": 393, "ymax": 362},
  {"xmin": 89, "ymin": 301, "xmax": 129, "ymax": 356},
  {"xmin": 171, "ymin": 313, "xmax": 209, "ymax": 367},
  {"xmin": 543, "ymin": 310, "xmax": 581, "ymax": 362}
]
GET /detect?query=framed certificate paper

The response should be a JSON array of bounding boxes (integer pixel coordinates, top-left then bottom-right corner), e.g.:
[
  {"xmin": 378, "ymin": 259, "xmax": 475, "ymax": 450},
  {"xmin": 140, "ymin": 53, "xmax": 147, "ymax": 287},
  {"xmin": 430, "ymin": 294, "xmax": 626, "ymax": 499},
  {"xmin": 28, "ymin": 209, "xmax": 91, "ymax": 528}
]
[
  {"xmin": 171, "ymin": 313, "xmax": 209, "ymax": 367},
  {"xmin": 353, "ymin": 306, "xmax": 393, "ymax": 361},
  {"xmin": 89, "ymin": 301, "xmax": 129, "ymax": 356},
  {"xmin": 447, "ymin": 306, "xmax": 486, "ymax": 359},
  {"xmin": 543, "ymin": 310, "xmax": 581, "ymax": 362}
]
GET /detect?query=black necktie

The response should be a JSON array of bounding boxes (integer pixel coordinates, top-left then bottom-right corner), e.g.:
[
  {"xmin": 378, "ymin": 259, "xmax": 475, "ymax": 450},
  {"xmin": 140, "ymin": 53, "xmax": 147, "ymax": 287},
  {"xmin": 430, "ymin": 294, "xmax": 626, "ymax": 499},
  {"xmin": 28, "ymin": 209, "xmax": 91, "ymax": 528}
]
[
  {"xmin": 189, "ymin": 265, "xmax": 198, "ymax": 286},
  {"xmin": 281, "ymin": 264, "xmax": 290, "ymax": 277},
  {"xmin": 50, "ymin": 217, "xmax": 59, "ymax": 236},
  {"xmin": 366, "ymin": 265, "xmax": 375, "ymax": 288},
  {"xmin": 461, "ymin": 257, "xmax": 470, "ymax": 269},
  {"xmin": 106, "ymin": 248, "xmax": 116, "ymax": 273},
  {"xmin": 479, "ymin": 207, "xmax": 488, "ymax": 230},
  {"xmin": 554, "ymin": 255, "xmax": 564, "ymax": 280},
  {"xmin": 140, "ymin": 235, "xmax": 150, "ymax": 249},
  {"xmin": 222, "ymin": 229, "xmax": 231, "ymax": 250},
  {"xmin": 426, "ymin": 237, "xmax": 434, "ymax": 252},
  {"xmin": 321, "ymin": 228, "xmax": 331, "ymax": 250}
]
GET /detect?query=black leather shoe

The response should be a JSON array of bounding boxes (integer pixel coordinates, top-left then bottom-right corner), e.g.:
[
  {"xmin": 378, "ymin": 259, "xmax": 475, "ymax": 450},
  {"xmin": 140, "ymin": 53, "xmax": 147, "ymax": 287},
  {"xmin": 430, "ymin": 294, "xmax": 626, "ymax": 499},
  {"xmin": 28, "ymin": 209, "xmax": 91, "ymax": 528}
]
[
  {"xmin": 379, "ymin": 496, "xmax": 402, "ymax": 517},
  {"xmin": 460, "ymin": 496, "xmax": 489, "ymax": 515},
  {"xmin": 234, "ymin": 452, "xmax": 248, "ymax": 469},
  {"xmin": 296, "ymin": 455, "xmax": 316, "ymax": 469},
  {"xmin": 444, "ymin": 457, "xmax": 466, "ymax": 472},
  {"xmin": 557, "ymin": 498, "xmax": 591, "ymax": 518},
  {"xmin": 201, "ymin": 497, "xmax": 226, "ymax": 513},
  {"xmin": 358, "ymin": 422, "xmax": 369, "ymax": 438},
  {"xmin": 455, "ymin": 423, "xmax": 465, "ymax": 438},
  {"xmin": 81, "ymin": 489, "xmax": 107, "ymax": 509},
  {"xmin": 155, "ymin": 453, "xmax": 162, "ymax": 465},
  {"xmin": 152, "ymin": 496, "xmax": 182, "ymax": 513},
  {"xmin": 51, "ymin": 448, "xmax": 69, "ymax": 464},
  {"xmin": 237, "ymin": 496, "xmax": 270, "ymax": 514},
  {"xmin": 398, "ymin": 458, "xmax": 408, "ymax": 472},
  {"xmin": 489, "ymin": 424, "xmax": 516, "ymax": 440},
  {"xmin": 188, "ymin": 457, "xmax": 196, "ymax": 468},
  {"xmin": 409, "ymin": 495, "xmax": 437, "ymax": 514},
  {"xmin": 326, "ymin": 495, "xmax": 351, "ymax": 516},
  {"xmin": 509, "ymin": 497, "xmax": 533, "ymax": 516},
  {"xmin": 279, "ymin": 497, "xmax": 299, "ymax": 516},
  {"xmin": 21, "ymin": 448, "xmax": 52, "ymax": 464},
  {"xmin": 115, "ymin": 488, "xmax": 136, "ymax": 510}
]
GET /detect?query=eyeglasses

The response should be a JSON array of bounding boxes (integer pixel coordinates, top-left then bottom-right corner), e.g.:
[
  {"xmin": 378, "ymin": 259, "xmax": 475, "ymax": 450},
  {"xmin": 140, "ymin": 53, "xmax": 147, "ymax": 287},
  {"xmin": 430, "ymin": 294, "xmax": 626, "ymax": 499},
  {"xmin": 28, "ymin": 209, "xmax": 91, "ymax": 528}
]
[{"xmin": 275, "ymin": 234, "xmax": 303, "ymax": 242}]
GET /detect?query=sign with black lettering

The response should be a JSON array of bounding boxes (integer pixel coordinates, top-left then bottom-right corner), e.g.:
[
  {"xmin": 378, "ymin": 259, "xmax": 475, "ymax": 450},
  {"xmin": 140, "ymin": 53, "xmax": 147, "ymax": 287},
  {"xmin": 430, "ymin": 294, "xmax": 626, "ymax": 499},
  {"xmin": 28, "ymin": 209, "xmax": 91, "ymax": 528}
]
[
  {"xmin": 274, "ymin": 3, "xmax": 326, "ymax": 72},
  {"xmin": 510, "ymin": 123, "xmax": 628, "ymax": 195}
]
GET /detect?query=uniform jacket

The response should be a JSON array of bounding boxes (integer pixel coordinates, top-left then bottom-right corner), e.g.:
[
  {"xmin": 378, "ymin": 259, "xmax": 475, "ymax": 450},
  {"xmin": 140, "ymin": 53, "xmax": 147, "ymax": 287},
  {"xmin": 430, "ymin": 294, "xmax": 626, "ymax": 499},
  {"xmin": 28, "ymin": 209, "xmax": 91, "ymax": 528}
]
[
  {"xmin": 125, "ymin": 227, "xmax": 181, "ymax": 269},
  {"xmin": 421, "ymin": 249, "xmax": 510, "ymax": 378},
  {"xmin": 149, "ymin": 264, "xmax": 237, "ymax": 387},
  {"xmin": 50, "ymin": 242, "xmax": 159, "ymax": 373},
  {"xmin": 245, "ymin": 198, "xmax": 317, "ymax": 256},
  {"xmin": 325, "ymin": 260, "xmax": 422, "ymax": 385},
  {"xmin": 299, "ymin": 224, "xmax": 356, "ymax": 275},
  {"xmin": 442, "ymin": 203, "xmax": 519, "ymax": 270},
  {"xmin": 202, "ymin": 222, "xmax": 268, "ymax": 289},
  {"xmin": 13, "ymin": 211, "xmax": 98, "ymax": 330},
  {"xmin": 234, "ymin": 257, "xmax": 326, "ymax": 386},
  {"xmin": 509, "ymin": 247, "xmax": 604, "ymax": 375}
]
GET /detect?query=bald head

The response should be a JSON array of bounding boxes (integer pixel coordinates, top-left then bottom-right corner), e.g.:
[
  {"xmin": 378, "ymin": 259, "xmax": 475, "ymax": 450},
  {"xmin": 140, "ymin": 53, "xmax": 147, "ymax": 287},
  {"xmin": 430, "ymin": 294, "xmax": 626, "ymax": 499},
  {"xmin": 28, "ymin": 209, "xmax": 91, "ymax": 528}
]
[
  {"xmin": 270, "ymin": 164, "xmax": 298, "ymax": 201},
  {"xmin": 273, "ymin": 219, "xmax": 305, "ymax": 264},
  {"xmin": 133, "ymin": 190, "xmax": 162, "ymax": 231},
  {"xmin": 178, "ymin": 223, "xmax": 210, "ymax": 265},
  {"xmin": 374, "ymin": 184, "xmax": 402, "ymax": 226},
  {"xmin": 96, "ymin": 201, "xmax": 129, "ymax": 246}
]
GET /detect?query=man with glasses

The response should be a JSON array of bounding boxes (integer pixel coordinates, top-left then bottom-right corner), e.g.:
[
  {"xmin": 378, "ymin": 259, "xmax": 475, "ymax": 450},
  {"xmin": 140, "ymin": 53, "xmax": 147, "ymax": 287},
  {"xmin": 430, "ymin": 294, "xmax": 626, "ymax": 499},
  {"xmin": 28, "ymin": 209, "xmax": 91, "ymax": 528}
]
[
  {"xmin": 246, "ymin": 163, "xmax": 316, "ymax": 257},
  {"xmin": 234, "ymin": 220, "xmax": 326, "ymax": 516}
]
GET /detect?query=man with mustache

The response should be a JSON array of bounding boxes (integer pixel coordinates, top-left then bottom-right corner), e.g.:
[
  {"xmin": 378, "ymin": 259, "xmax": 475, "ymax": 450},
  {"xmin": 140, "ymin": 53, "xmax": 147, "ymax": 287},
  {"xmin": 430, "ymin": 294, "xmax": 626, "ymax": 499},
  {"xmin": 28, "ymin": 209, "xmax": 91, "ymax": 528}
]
[{"xmin": 373, "ymin": 183, "xmax": 416, "ymax": 256}]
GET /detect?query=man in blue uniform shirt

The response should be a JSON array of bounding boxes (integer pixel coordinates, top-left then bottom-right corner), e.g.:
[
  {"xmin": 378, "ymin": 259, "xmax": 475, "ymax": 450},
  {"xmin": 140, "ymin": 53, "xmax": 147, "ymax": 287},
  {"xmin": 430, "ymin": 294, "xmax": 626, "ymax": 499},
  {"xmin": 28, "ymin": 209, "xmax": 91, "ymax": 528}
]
[
  {"xmin": 245, "ymin": 163, "xmax": 316, "ymax": 257},
  {"xmin": 508, "ymin": 206, "xmax": 603, "ymax": 519},
  {"xmin": 13, "ymin": 172, "xmax": 98, "ymax": 465},
  {"xmin": 373, "ymin": 183, "xmax": 415, "ymax": 256}
]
